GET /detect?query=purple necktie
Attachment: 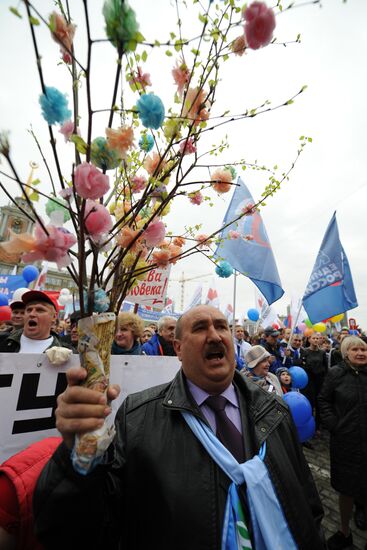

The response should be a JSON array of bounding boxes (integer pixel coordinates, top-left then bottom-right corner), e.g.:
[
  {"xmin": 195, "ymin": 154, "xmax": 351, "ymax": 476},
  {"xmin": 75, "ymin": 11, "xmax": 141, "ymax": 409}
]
[{"xmin": 205, "ymin": 395, "xmax": 245, "ymax": 463}]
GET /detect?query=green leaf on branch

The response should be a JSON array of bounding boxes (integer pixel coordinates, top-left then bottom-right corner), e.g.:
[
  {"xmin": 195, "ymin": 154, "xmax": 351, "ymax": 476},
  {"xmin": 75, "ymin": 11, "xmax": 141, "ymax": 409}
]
[
  {"xmin": 165, "ymin": 50, "xmax": 173, "ymax": 57},
  {"xmin": 29, "ymin": 192, "xmax": 39, "ymax": 202},
  {"xmin": 9, "ymin": 7, "xmax": 22, "ymax": 18},
  {"xmin": 70, "ymin": 135, "xmax": 87, "ymax": 154},
  {"xmin": 29, "ymin": 16, "xmax": 40, "ymax": 25},
  {"xmin": 198, "ymin": 13, "xmax": 208, "ymax": 24},
  {"xmin": 141, "ymin": 50, "xmax": 148, "ymax": 62}
]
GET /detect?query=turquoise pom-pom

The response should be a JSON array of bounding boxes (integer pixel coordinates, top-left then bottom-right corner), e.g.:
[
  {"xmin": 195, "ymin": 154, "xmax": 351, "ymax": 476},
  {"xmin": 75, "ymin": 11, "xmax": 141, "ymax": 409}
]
[
  {"xmin": 215, "ymin": 260, "xmax": 233, "ymax": 278},
  {"xmin": 136, "ymin": 94, "xmax": 165, "ymax": 129},
  {"xmin": 39, "ymin": 86, "xmax": 71, "ymax": 125}
]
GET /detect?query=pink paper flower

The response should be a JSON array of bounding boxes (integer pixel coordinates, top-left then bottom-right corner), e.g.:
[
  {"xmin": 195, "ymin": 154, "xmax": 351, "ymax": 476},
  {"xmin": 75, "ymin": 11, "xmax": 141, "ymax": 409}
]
[
  {"xmin": 243, "ymin": 2, "xmax": 276, "ymax": 50},
  {"xmin": 229, "ymin": 230, "xmax": 240, "ymax": 239},
  {"xmin": 84, "ymin": 200, "xmax": 113, "ymax": 238},
  {"xmin": 59, "ymin": 188, "xmax": 73, "ymax": 200},
  {"xmin": 211, "ymin": 169, "xmax": 232, "ymax": 194},
  {"xmin": 131, "ymin": 175, "xmax": 147, "ymax": 193},
  {"xmin": 59, "ymin": 120, "xmax": 74, "ymax": 142},
  {"xmin": 196, "ymin": 234, "xmax": 212, "ymax": 249},
  {"xmin": 153, "ymin": 249, "xmax": 170, "ymax": 268},
  {"xmin": 144, "ymin": 219, "xmax": 166, "ymax": 248},
  {"xmin": 179, "ymin": 138, "xmax": 197, "ymax": 156},
  {"xmin": 172, "ymin": 59, "xmax": 191, "ymax": 96},
  {"xmin": 231, "ymin": 35, "xmax": 247, "ymax": 56},
  {"xmin": 129, "ymin": 66, "xmax": 152, "ymax": 87},
  {"xmin": 106, "ymin": 126, "xmax": 134, "ymax": 159},
  {"xmin": 74, "ymin": 162, "xmax": 110, "ymax": 200},
  {"xmin": 241, "ymin": 202, "xmax": 256, "ymax": 215},
  {"xmin": 22, "ymin": 223, "xmax": 77, "ymax": 269},
  {"xmin": 244, "ymin": 234, "xmax": 254, "ymax": 241},
  {"xmin": 189, "ymin": 191, "xmax": 203, "ymax": 205}
]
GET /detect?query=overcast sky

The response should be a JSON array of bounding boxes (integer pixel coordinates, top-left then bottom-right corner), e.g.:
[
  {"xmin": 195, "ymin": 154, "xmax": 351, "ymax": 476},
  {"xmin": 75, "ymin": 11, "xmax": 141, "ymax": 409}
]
[{"xmin": 1, "ymin": 0, "xmax": 366, "ymax": 328}]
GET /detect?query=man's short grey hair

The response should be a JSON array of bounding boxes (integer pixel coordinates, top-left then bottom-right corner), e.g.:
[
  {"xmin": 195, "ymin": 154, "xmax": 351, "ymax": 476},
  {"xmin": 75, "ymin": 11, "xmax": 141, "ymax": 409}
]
[{"xmin": 158, "ymin": 316, "xmax": 177, "ymax": 333}]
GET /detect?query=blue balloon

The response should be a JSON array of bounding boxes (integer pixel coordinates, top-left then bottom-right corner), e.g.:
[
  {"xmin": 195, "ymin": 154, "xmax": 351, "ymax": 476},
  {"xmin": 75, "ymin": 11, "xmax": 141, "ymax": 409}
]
[
  {"xmin": 289, "ymin": 366, "xmax": 308, "ymax": 390},
  {"xmin": 297, "ymin": 416, "xmax": 316, "ymax": 443},
  {"xmin": 283, "ymin": 392, "xmax": 312, "ymax": 427},
  {"xmin": 247, "ymin": 308, "xmax": 259, "ymax": 322},
  {"xmin": 0, "ymin": 293, "xmax": 9, "ymax": 306},
  {"xmin": 22, "ymin": 265, "xmax": 39, "ymax": 283}
]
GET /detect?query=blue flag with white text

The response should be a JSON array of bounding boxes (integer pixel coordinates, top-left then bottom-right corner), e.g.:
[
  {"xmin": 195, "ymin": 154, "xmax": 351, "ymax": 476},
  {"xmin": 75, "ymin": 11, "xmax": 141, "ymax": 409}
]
[
  {"xmin": 215, "ymin": 177, "xmax": 284, "ymax": 305},
  {"xmin": 302, "ymin": 212, "xmax": 358, "ymax": 324}
]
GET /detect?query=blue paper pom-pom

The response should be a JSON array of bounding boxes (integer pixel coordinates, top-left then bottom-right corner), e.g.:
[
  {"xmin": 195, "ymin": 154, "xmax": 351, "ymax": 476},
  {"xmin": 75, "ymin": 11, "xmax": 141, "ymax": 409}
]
[
  {"xmin": 39, "ymin": 86, "xmax": 71, "ymax": 125},
  {"xmin": 83, "ymin": 288, "xmax": 110, "ymax": 313},
  {"xmin": 91, "ymin": 137, "xmax": 120, "ymax": 170},
  {"xmin": 136, "ymin": 94, "xmax": 165, "ymax": 129},
  {"xmin": 215, "ymin": 261, "xmax": 233, "ymax": 278},
  {"xmin": 139, "ymin": 134, "xmax": 154, "ymax": 152}
]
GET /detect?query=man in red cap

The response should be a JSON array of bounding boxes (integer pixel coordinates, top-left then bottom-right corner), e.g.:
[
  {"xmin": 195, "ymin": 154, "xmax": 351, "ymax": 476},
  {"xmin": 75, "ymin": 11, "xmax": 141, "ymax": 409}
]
[{"xmin": 0, "ymin": 290, "xmax": 70, "ymax": 353}]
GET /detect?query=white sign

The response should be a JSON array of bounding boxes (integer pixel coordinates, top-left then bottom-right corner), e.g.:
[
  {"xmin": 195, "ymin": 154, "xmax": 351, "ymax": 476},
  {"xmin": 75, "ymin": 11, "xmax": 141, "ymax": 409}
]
[
  {"xmin": 125, "ymin": 265, "xmax": 171, "ymax": 309},
  {"xmin": 0, "ymin": 353, "xmax": 180, "ymax": 463}
]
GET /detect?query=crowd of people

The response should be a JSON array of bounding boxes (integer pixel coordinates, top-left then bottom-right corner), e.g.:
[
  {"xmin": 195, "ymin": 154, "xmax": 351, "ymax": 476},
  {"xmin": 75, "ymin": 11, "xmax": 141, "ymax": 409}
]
[{"xmin": 0, "ymin": 291, "xmax": 366, "ymax": 549}]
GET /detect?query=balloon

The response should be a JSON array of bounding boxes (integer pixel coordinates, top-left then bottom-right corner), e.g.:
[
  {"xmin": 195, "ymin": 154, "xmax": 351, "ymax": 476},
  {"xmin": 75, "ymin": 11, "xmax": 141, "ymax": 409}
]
[
  {"xmin": 313, "ymin": 322, "xmax": 326, "ymax": 333},
  {"xmin": 22, "ymin": 265, "xmax": 39, "ymax": 283},
  {"xmin": 272, "ymin": 323, "xmax": 279, "ymax": 330},
  {"xmin": 283, "ymin": 392, "xmax": 312, "ymax": 427},
  {"xmin": 59, "ymin": 288, "xmax": 71, "ymax": 296},
  {"xmin": 304, "ymin": 328, "xmax": 314, "ymax": 338},
  {"xmin": 247, "ymin": 308, "xmax": 259, "ymax": 322},
  {"xmin": 0, "ymin": 294, "xmax": 9, "ymax": 306},
  {"xmin": 0, "ymin": 306, "xmax": 12, "ymax": 322},
  {"xmin": 297, "ymin": 322, "xmax": 306, "ymax": 332},
  {"xmin": 12, "ymin": 288, "xmax": 29, "ymax": 301},
  {"xmin": 289, "ymin": 366, "xmax": 308, "ymax": 390},
  {"xmin": 57, "ymin": 294, "xmax": 73, "ymax": 306},
  {"xmin": 330, "ymin": 314, "xmax": 344, "ymax": 323},
  {"xmin": 297, "ymin": 416, "xmax": 316, "ymax": 443},
  {"xmin": 304, "ymin": 318, "xmax": 313, "ymax": 328}
]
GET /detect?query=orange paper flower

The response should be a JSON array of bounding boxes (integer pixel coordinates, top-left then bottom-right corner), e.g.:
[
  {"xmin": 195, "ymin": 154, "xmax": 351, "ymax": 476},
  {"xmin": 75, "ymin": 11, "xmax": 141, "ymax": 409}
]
[
  {"xmin": 173, "ymin": 236, "xmax": 185, "ymax": 247},
  {"xmin": 50, "ymin": 12, "xmax": 76, "ymax": 64},
  {"xmin": 183, "ymin": 88, "xmax": 209, "ymax": 126},
  {"xmin": 106, "ymin": 126, "xmax": 134, "ymax": 159},
  {"xmin": 211, "ymin": 169, "xmax": 232, "ymax": 194},
  {"xmin": 153, "ymin": 249, "xmax": 170, "ymax": 268},
  {"xmin": 168, "ymin": 244, "xmax": 182, "ymax": 264},
  {"xmin": 144, "ymin": 152, "xmax": 166, "ymax": 176}
]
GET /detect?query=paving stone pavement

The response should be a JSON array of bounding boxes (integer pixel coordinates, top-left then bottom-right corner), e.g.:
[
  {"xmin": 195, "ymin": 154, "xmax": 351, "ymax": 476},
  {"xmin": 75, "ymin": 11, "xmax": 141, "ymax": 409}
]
[{"xmin": 303, "ymin": 431, "xmax": 367, "ymax": 550}]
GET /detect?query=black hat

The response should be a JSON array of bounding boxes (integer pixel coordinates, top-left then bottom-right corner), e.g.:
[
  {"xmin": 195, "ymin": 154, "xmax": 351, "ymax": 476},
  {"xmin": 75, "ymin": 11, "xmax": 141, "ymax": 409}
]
[
  {"xmin": 9, "ymin": 300, "xmax": 25, "ymax": 311},
  {"xmin": 264, "ymin": 326, "xmax": 280, "ymax": 337}
]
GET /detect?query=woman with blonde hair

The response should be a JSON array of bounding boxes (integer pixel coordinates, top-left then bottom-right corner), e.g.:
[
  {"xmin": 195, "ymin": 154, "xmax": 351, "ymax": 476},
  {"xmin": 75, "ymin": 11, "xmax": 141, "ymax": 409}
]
[
  {"xmin": 111, "ymin": 312, "xmax": 144, "ymax": 355},
  {"xmin": 319, "ymin": 335, "xmax": 367, "ymax": 550}
]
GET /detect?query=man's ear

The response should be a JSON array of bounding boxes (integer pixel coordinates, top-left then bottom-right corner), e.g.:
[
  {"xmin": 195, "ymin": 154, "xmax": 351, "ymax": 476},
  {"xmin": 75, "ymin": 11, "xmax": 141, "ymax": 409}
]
[{"xmin": 173, "ymin": 338, "xmax": 182, "ymax": 361}]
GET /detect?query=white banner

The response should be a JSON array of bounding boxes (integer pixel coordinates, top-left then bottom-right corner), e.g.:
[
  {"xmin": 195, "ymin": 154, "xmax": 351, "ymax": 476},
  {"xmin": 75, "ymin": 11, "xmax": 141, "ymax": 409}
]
[
  {"xmin": 125, "ymin": 265, "xmax": 171, "ymax": 309},
  {"xmin": 0, "ymin": 353, "xmax": 180, "ymax": 463}
]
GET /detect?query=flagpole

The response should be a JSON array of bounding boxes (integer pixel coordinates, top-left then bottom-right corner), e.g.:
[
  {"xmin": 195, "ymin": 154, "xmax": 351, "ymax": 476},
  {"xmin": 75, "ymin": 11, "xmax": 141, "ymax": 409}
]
[{"xmin": 232, "ymin": 270, "xmax": 237, "ymax": 339}]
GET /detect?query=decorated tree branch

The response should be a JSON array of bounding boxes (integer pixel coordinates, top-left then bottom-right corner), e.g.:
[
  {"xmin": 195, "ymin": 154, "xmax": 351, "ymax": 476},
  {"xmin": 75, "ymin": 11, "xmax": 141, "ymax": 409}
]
[{"xmin": 0, "ymin": 0, "xmax": 316, "ymax": 471}]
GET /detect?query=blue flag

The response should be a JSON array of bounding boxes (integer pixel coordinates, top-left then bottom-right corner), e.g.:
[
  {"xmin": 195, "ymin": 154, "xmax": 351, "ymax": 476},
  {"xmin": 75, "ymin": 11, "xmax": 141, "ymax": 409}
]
[
  {"xmin": 215, "ymin": 177, "xmax": 284, "ymax": 305},
  {"xmin": 302, "ymin": 212, "xmax": 358, "ymax": 324}
]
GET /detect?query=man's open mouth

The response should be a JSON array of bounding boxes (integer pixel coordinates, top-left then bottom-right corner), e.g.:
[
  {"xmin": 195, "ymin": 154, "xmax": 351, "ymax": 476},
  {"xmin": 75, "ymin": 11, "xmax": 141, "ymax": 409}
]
[
  {"xmin": 28, "ymin": 320, "xmax": 38, "ymax": 327},
  {"xmin": 205, "ymin": 349, "xmax": 225, "ymax": 361}
]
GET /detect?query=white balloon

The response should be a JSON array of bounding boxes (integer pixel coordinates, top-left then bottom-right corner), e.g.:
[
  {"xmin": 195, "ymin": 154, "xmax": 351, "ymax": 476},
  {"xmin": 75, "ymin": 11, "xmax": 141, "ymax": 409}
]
[
  {"xmin": 59, "ymin": 288, "xmax": 71, "ymax": 296},
  {"xmin": 12, "ymin": 288, "xmax": 29, "ymax": 301}
]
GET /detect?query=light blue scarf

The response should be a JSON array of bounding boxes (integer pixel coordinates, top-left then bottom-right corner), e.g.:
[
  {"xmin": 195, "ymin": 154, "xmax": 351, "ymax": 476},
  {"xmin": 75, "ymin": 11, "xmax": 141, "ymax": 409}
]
[{"xmin": 182, "ymin": 411, "xmax": 297, "ymax": 550}]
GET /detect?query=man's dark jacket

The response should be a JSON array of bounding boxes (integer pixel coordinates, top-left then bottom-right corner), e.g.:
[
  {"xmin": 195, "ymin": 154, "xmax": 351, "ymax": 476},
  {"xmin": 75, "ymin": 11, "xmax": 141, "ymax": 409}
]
[
  {"xmin": 33, "ymin": 370, "xmax": 325, "ymax": 550},
  {"xmin": 0, "ymin": 329, "xmax": 69, "ymax": 353}
]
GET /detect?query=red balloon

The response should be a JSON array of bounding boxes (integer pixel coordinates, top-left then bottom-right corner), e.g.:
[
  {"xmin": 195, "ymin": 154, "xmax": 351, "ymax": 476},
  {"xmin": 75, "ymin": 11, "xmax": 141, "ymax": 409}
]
[
  {"xmin": 272, "ymin": 323, "xmax": 279, "ymax": 330},
  {"xmin": 0, "ymin": 306, "xmax": 12, "ymax": 322}
]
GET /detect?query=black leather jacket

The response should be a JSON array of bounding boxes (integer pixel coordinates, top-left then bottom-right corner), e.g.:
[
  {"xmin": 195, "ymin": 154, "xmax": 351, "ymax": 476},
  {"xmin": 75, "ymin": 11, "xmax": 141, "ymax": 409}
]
[{"xmin": 34, "ymin": 370, "xmax": 324, "ymax": 550}]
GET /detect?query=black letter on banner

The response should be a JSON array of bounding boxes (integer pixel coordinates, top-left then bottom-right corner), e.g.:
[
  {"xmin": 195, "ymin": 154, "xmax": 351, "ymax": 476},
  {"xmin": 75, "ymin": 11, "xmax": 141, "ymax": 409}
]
[
  {"xmin": 12, "ymin": 372, "xmax": 67, "ymax": 434},
  {"xmin": 0, "ymin": 374, "xmax": 13, "ymax": 388}
]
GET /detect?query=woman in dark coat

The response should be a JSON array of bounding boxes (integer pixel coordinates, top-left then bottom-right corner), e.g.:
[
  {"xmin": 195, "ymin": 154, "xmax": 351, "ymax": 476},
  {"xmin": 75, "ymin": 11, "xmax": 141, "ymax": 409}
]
[{"xmin": 319, "ymin": 335, "xmax": 367, "ymax": 550}]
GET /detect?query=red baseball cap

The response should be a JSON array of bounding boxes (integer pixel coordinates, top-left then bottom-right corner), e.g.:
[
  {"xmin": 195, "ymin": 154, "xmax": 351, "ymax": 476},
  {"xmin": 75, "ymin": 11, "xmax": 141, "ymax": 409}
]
[{"xmin": 21, "ymin": 290, "xmax": 59, "ymax": 312}]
